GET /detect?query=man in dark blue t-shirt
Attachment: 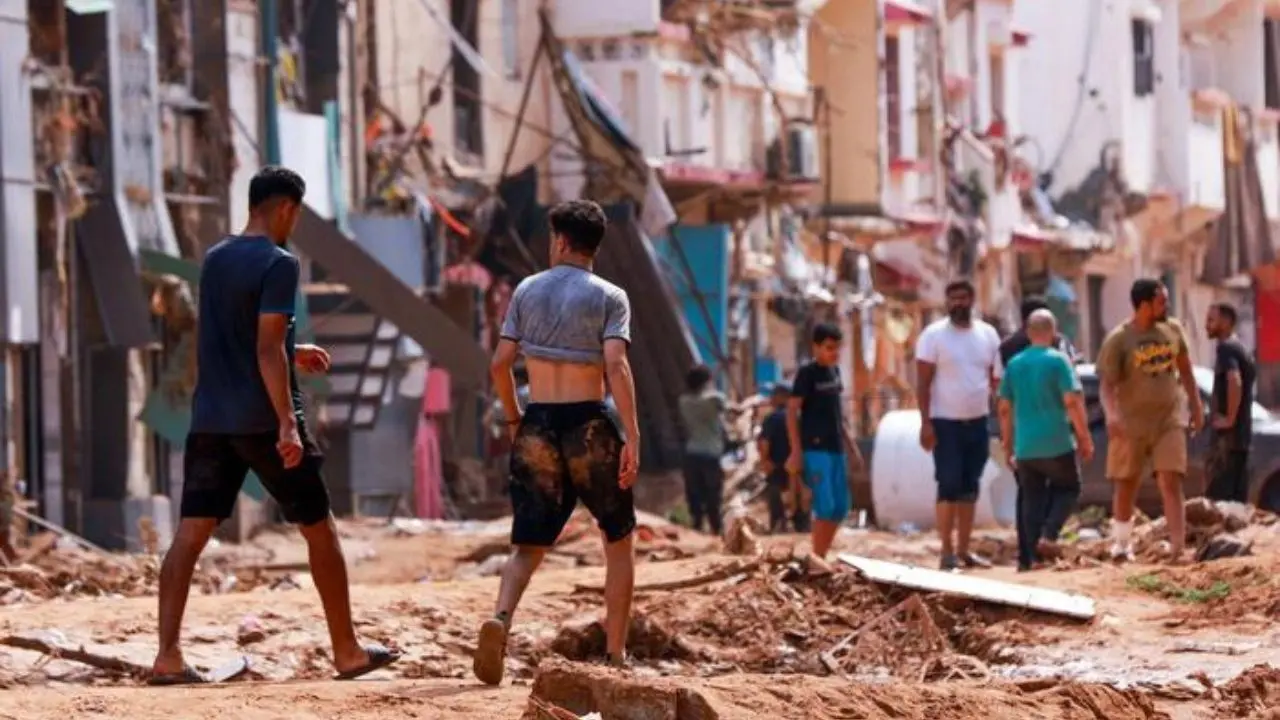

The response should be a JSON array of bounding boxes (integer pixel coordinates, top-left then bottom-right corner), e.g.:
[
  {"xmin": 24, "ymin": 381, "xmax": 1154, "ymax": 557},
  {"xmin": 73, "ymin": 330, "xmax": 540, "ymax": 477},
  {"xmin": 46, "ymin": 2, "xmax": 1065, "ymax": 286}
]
[
  {"xmin": 150, "ymin": 166, "xmax": 398, "ymax": 685},
  {"xmin": 758, "ymin": 382, "xmax": 809, "ymax": 533}
]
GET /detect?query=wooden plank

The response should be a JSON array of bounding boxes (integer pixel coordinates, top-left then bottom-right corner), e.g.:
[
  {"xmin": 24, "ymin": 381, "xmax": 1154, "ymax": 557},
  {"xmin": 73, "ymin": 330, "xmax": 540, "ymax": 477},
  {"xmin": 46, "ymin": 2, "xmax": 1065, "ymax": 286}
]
[{"xmin": 837, "ymin": 554, "xmax": 1096, "ymax": 620}]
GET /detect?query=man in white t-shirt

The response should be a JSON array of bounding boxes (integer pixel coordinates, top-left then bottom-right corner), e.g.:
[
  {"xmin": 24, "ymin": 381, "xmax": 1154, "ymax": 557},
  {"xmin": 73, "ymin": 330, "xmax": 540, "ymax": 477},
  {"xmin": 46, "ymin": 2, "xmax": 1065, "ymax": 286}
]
[{"xmin": 915, "ymin": 279, "xmax": 1001, "ymax": 571}]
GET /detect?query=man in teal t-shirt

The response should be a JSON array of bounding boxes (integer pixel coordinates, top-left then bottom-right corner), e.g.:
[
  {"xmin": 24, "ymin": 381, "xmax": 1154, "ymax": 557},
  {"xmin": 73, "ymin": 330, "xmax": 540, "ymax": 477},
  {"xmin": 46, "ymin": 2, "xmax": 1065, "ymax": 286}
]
[{"xmin": 997, "ymin": 310, "xmax": 1094, "ymax": 570}]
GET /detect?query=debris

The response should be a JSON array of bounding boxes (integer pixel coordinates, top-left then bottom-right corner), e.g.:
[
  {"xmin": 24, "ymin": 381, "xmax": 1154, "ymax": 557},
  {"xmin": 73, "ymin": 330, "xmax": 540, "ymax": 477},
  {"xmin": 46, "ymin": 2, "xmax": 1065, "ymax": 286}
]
[
  {"xmin": 1167, "ymin": 640, "xmax": 1259, "ymax": 656},
  {"xmin": 0, "ymin": 633, "xmax": 150, "ymax": 677},
  {"xmin": 574, "ymin": 558, "xmax": 761, "ymax": 595},
  {"xmin": 1196, "ymin": 533, "xmax": 1252, "ymax": 562},
  {"xmin": 13, "ymin": 508, "xmax": 119, "ymax": 561},
  {"xmin": 236, "ymin": 616, "xmax": 269, "ymax": 646},
  {"xmin": 838, "ymin": 555, "xmax": 1096, "ymax": 620}
]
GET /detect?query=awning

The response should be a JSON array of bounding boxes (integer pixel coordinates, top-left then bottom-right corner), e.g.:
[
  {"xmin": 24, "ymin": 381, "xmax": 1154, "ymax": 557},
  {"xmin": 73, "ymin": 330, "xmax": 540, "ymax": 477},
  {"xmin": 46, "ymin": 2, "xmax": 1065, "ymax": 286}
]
[
  {"xmin": 294, "ymin": 206, "xmax": 489, "ymax": 388},
  {"xmin": 885, "ymin": 0, "xmax": 933, "ymax": 24}
]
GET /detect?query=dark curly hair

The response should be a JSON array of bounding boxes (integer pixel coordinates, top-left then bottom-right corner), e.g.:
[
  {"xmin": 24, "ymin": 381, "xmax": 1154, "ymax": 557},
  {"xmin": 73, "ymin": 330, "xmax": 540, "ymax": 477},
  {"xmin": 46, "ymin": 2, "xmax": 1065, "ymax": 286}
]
[{"xmin": 549, "ymin": 199, "xmax": 608, "ymax": 255}]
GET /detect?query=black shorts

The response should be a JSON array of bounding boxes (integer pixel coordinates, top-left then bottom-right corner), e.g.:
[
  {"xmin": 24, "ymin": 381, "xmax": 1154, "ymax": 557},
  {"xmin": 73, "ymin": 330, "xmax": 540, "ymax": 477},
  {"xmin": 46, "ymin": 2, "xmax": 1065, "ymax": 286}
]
[
  {"xmin": 509, "ymin": 401, "xmax": 635, "ymax": 546},
  {"xmin": 1206, "ymin": 436, "xmax": 1249, "ymax": 504},
  {"xmin": 181, "ymin": 431, "xmax": 331, "ymax": 526}
]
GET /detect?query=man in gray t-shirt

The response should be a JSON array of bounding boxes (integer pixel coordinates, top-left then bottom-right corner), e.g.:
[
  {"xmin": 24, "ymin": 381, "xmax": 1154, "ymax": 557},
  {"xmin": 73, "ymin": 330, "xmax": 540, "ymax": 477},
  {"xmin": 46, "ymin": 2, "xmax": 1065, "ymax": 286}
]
[{"xmin": 474, "ymin": 200, "xmax": 641, "ymax": 685}]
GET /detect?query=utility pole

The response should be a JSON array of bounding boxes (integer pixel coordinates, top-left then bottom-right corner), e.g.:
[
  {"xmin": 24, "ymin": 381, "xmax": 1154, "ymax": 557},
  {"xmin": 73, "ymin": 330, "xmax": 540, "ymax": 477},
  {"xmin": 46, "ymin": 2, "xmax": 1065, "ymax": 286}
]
[
  {"xmin": 261, "ymin": 0, "xmax": 282, "ymax": 165},
  {"xmin": 931, "ymin": 0, "xmax": 948, "ymax": 213}
]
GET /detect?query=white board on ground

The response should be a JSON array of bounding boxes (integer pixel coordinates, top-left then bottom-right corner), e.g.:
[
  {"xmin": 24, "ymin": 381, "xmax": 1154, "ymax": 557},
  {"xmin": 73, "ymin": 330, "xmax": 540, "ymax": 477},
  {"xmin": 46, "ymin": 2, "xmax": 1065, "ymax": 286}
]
[{"xmin": 838, "ymin": 555, "xmax": 1096, "ymax": 621}]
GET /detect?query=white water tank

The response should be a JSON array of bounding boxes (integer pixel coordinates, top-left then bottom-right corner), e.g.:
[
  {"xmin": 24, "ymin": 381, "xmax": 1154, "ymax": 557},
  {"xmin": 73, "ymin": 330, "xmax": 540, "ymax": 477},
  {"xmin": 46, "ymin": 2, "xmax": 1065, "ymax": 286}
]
[{"xmin": 870, "ymin": 410, "xmax": 1018, "ymax": 530}]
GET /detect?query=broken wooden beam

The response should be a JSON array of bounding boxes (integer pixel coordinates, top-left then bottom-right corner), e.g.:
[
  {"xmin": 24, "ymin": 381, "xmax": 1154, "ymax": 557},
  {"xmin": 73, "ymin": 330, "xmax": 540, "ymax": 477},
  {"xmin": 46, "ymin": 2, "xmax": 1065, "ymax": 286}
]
[
  {"xmin": 574, "ymin": 559, "xmax": 761, "ymax": 594},
  {"xmin": 0, "ymin": 635, "xmax": 150, "ymax": 676}
]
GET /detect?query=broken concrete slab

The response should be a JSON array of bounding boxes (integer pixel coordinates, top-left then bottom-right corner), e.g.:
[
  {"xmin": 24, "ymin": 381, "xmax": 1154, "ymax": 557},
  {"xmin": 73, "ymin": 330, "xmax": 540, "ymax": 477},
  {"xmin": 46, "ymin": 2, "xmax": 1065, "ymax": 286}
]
[{"xmin": 838, "ymin": 555, "xmax": 1096, "ymax": 620}]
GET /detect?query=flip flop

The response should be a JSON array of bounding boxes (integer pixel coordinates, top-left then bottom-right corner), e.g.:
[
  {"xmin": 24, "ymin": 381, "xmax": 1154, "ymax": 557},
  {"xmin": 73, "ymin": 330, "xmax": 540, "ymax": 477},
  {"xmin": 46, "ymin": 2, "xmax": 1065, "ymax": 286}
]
[
  {"xmin": 472, "ymin": 618, "xmax": 508, "ymax": 686},
  {"xmin": 333, "ymin": 644, "xmax": 402, "ymax": 681},
  {"xmin": 148, "ymin": 656, "xmax": 251, "ymax": 686}
]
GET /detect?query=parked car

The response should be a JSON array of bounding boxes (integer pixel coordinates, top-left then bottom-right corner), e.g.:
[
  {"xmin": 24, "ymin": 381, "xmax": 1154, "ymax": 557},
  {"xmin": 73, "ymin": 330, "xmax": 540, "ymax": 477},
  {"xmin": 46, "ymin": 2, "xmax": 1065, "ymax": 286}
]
[{"xmin": 1071, "ymin": 364, "xmax": 1280, "ymax": 514}]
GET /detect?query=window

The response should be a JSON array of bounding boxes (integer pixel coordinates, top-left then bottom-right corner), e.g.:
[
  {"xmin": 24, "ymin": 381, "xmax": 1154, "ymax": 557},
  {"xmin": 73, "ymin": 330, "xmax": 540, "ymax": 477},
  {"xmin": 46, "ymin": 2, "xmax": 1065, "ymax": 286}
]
[
  {"xmin": 885, "ymin": 34, "xmax": 901, "ymax": 158},
  {"xmin": 1132, "ymin": 19, "xmax": 1155, "ymax": 97},
  {"xmin": 989, "ymin": 51, "xmax": 1005, "ymax": 121},
  {"xmin": 501, "ymin": 0, "xmax": 520, "ymax": 80},
  {"xmin": 450, "ymin": 0, "xmax": 484, "ymax": 158}
]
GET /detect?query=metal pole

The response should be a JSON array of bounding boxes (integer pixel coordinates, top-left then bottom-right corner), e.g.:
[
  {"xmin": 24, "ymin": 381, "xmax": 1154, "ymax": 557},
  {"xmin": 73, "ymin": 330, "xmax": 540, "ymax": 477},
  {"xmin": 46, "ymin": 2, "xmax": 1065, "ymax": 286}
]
[{"xmin": 261, "ymin": 0, "xmax": 282, "ymax": 165}]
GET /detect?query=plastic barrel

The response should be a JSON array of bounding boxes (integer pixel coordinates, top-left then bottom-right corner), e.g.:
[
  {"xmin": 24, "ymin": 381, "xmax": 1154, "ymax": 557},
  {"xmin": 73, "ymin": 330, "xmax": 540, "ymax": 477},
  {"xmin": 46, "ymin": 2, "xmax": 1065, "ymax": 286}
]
[{"xmin": 870, "ymin": 410, "xmax": 1018, "ymax": 531}]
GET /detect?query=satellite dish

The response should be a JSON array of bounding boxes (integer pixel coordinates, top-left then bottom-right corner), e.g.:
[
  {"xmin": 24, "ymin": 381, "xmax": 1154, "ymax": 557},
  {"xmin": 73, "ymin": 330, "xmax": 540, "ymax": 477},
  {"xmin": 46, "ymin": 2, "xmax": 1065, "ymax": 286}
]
[{"xmin": 857, "ymin": 254, "xmax": 876, "ymax": 371}]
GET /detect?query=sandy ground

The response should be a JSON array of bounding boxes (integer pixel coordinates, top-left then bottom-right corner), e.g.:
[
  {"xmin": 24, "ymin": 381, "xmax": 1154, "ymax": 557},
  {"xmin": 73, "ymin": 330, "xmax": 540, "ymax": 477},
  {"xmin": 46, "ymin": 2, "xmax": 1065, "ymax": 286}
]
[{"xmin": 2, "ymin": 508, "xmax": 1279, "ymax": 719}]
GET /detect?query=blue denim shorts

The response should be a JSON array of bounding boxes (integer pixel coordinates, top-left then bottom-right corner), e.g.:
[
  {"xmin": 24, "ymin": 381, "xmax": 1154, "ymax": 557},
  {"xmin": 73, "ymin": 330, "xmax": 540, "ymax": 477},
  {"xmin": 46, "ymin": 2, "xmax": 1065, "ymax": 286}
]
[
  {"xmin": 803, "ymin": 450, "xmax": 850, "ymax": 522},
  {"xmin": 932, "ymin": 417, "xmax": 988, "ymax": 503}
]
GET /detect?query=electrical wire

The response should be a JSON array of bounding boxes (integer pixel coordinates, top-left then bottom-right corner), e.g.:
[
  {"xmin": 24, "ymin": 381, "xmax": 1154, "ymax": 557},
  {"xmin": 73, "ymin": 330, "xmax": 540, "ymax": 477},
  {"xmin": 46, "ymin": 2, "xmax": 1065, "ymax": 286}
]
[{"xmin": 1042, "ymin": 0, "xmax": 1103, "ymax": 180}]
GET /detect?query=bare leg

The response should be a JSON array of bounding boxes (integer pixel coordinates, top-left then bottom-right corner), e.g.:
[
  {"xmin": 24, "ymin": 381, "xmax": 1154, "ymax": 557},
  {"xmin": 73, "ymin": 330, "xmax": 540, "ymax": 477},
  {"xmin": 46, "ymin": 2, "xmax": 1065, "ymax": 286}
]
[
  {"xmin": 601, "ymin": 533, "xmax": 634, "ymax": 659},
  {"xmin": 1156, "ymin": 471, "xmax": 1186, "ymax": 557},
  {"xmin": 955, "ymin": 502, "xmax": 976, "ymax": 556},
  {"xmin": 475, "ymin": 545, "xmax": 546, "ymax": 685},
  {"xmin": 152, "ymin": 518, "xmax": 217, "ymax": 674},
  {"xmin": 811, "ymin": 519, "xmax": 839, "ymax": 558},
  {"xmin": 495, "ymin": 545, "xmax": 547, "ymax": 620},
  {"xmin": 298, "ymin": 516, "xmax": 367, "ymax": 672},
  {"xmin": 1112, "ymin": 478, "xmax": 1139, "ymax": 523},
  {"xmin": 935, "ymin": 502, "xmax": 955, "ymax": 556}
]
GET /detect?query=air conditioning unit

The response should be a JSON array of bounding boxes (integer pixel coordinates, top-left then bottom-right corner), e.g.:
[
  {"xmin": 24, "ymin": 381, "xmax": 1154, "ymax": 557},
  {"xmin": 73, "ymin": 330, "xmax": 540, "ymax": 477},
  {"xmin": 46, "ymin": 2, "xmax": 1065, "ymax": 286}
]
[{"xmin": 767, "ymin": 124, "xmax": 820, "ymax": 181}]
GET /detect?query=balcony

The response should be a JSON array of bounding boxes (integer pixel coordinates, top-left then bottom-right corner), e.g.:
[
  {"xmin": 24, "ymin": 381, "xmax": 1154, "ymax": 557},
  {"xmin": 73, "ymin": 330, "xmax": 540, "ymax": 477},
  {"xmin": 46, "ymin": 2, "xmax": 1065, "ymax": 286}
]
[{"xmin": 1186, "ymin": 105, "xmax": 1226, "ymax": 211}]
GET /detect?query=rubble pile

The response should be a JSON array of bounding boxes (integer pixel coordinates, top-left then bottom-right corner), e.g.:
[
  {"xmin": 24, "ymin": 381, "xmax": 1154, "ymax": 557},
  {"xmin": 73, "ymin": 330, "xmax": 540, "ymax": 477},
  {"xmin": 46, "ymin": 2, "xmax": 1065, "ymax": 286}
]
[
  {"xmin": 0, "ymin": 544, "xmax": 259, "ymax": 605},
  {"xmin": 1061, "ymin": 499, "xmax": 1277, "ymax": 566},
  {"xmin": 1213, "ymin": 663, "xmax": 1280, "ymax": 717},
  {"xmin": 553, "ymin": 552, "xmax": 1053, "ymax": 679}
]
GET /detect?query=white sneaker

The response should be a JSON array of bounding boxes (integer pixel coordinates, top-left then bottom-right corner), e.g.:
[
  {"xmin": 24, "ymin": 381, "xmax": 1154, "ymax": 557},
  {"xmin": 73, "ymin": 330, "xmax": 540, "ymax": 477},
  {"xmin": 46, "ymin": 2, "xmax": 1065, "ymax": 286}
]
[{"xmin": 1109, "ymin": 544, "xmax": 1135, "ymax": 563}]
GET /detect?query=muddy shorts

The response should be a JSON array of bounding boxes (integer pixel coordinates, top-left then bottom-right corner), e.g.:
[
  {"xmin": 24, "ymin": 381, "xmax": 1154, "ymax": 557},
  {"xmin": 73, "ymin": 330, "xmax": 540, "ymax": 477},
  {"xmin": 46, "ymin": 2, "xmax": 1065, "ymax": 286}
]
[
  {"xmin": 181, "ymin": 429, "xmax": 331, "ymax": 526},
  {"xmin": 509, "ymin": 401, "xmax": 634, "ymax": 547},
  {"xmin": 1106, "ymin": 426, "xmax": 1186, "ymax": 480}
]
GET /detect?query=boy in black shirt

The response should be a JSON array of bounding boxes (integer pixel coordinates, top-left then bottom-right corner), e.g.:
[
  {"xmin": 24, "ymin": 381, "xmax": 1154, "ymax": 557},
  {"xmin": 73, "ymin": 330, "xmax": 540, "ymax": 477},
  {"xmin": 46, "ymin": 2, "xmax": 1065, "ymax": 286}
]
[
  {"xmin": 1205, "ymin": 302, "xmax": 1256, "ymax": 503},
  {"xmin": 786, "ymin": 323, "xmax": 862, "ymax": 556}
]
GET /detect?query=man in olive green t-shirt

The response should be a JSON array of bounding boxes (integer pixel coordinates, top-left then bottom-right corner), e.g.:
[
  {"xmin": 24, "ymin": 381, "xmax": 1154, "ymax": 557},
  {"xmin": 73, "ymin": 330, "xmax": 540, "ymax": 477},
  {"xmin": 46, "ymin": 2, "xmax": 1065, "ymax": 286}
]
[{"xmin": 1097, "ymin": 279, "xmax": 1203, "ymax": 564}]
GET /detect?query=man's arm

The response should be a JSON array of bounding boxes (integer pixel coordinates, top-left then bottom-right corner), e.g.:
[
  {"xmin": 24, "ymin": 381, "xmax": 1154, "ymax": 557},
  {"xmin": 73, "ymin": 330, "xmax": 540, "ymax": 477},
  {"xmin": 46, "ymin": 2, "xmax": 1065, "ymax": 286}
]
[
  {"xmin": 256, "ymin": 256, "xmax": 301, "ymax": 432},
  {"xmin": 1216, "ymin": 345, "xmax": 1243, "ymax": 427},
  {"xmin": 786, "ymin": 368, "xmax": 809, "ymax": 464},
  {"xmin": 997, "ymin": 397, "xmax": 1014, "ymax": 454},
  {"xmin": 1175, "ymin": 336, "xmax": 1204, "ymax": 430},
  {"xmin": 604, "ymin": 338, "xmax": 639, "ymax": 447},
  {"xmin": 1064, "ymin": 391, "xmax": 1090, "ymax": 447},
  {"xmin": 490, "ymin": 339, "xmax": 521, "ymax": 427},
  {"xmin": 757, "ymin": 436, "xmax": 772, "ymax": 473},
  {"xmin": 257, "ymin": 315, "xmax": 296, "ymax": 428},
  {"xmin": 916, "ymin": 361, "xmax": 936, "ymax": 420}
]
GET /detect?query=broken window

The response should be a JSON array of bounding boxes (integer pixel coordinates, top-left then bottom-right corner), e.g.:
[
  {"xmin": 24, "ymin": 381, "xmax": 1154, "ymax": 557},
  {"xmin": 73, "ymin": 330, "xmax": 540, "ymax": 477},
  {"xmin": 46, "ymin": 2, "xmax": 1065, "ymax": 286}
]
[
  {"xmin": 885, "ymin": 34, "xmax": 901, "ymax": 158},
  {"xmin": 1132, "ymin": 19, "xmax": 1155, "ymax": 97},
  {"xmin": 450, "ymin": 0, "xmax": 484, "ymax": 160}
]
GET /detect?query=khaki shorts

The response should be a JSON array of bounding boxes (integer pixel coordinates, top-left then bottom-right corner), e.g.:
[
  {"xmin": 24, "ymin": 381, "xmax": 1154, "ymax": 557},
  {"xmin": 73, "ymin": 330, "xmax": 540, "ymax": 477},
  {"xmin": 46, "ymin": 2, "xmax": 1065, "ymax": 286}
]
[{"xmin": 1107, "ymin": 427, "xmax": 1187, "ymax": 480}]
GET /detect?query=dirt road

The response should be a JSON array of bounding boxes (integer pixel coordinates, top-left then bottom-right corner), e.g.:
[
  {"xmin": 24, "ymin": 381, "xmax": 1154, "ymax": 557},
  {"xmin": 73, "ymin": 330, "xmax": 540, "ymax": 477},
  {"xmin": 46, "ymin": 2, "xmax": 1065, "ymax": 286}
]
[{"xmin": 1, "ymin": 513, "xmax": 1278, "ymax": 719}]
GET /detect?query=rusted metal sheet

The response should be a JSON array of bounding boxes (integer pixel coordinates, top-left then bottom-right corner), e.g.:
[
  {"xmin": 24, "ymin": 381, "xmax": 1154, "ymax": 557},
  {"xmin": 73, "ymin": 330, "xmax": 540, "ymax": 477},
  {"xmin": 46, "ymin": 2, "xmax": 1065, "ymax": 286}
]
[{"xmin": 0, "ymin": 0, "xmax": 39, "ymax": 343}]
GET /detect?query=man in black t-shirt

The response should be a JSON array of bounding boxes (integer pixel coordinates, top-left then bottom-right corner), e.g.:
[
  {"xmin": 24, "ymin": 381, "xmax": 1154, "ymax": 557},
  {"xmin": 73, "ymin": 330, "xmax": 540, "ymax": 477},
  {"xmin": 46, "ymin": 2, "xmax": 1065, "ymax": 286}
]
[
  {"xmin": 997, "ymin": 296, "xmax": 1080, "ymax": 374},
  {"xmin": 758, "ymin": 382, "xmax": 809, "ymax": 533},
  {"xmin": 1205, "ymin": 302, "xmax": 1256, "ymax": 503}
]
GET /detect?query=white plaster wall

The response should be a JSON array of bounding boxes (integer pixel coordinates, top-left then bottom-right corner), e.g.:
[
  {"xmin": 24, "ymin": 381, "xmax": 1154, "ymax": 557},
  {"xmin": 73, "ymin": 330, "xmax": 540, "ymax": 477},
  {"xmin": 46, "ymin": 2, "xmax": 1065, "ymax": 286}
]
[
  {"xmin": 552, "ymin": 0, "xmax": 661, "ymax": 38},
  {"xmin": 1013, "ymin": 0, "xmax": 1131, "ymax": 197},
  {"xmin": 227, "ymin": 7, "xmax": 259, "ymax": 233}
]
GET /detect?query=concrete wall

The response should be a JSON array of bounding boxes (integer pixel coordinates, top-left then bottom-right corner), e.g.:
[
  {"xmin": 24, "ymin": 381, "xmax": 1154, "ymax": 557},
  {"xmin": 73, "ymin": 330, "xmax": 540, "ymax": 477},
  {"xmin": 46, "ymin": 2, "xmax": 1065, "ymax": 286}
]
[
  {"xmin": 373, "ymin": 0, "xmax": 553, "ymax": 179},
  {"xmin": 1014, "ymin": 0, "xmax": 1141, "ymax": 196},
  {"xmin": 809, "ymin": 0, "xmax": 881, "ymax": 210}
]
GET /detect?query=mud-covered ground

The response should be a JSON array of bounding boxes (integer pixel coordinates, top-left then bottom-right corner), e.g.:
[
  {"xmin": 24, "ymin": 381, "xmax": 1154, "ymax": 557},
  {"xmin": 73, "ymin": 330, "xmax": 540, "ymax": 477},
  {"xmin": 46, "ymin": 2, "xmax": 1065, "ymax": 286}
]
[{"xmin": 1, "ymin": 504, "xmax": 1279, "ymax": 719}]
